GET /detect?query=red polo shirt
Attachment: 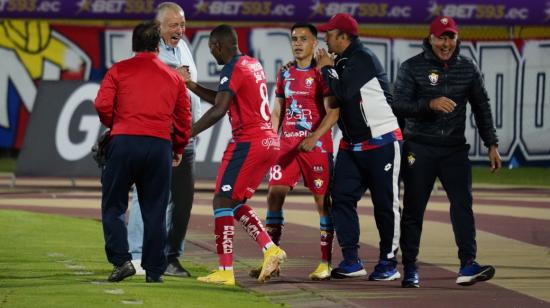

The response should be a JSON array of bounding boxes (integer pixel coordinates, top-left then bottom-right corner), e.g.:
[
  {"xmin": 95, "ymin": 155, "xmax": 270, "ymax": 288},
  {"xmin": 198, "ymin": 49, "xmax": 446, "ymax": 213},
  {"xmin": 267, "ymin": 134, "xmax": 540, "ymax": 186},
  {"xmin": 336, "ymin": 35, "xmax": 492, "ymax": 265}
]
[{"xmin": 95, "ymin": 52, "xmax": 191, "ymax": 154}]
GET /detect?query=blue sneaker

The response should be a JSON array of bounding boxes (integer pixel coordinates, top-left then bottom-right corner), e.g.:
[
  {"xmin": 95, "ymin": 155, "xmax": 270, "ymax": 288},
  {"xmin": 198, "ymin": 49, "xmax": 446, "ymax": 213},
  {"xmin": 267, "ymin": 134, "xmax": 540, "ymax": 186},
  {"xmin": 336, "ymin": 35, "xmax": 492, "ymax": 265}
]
[
  {"xmin": 401, "ymin": 267, "xmax": 420, "ymax": 288},
  {"xmin": 456, "ymin": 261, "xmax": 495, "ymax": 286},
  {"xmin": 331, "ymin": 259, "xmax": 367, "ymax": 279},
  {"xmin": 368, "ymin": 260, "xmax": 401, "ymax": 281}
]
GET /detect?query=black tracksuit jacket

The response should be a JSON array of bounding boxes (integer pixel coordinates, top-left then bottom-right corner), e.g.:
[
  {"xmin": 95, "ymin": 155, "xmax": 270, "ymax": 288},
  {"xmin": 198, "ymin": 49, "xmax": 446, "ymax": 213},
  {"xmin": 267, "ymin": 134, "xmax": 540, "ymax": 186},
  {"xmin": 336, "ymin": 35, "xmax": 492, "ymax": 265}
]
[{"xmin": 392, "ymin": 38, "xmax": 498, "ymax": 148}]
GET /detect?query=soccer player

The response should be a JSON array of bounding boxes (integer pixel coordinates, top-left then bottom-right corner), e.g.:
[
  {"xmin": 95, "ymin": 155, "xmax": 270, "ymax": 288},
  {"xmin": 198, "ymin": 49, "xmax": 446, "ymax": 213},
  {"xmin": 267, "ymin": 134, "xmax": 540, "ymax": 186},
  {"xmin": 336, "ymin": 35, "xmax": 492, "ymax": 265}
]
[
  {"xmin": 249, "ymin": 23, "xmax": 339, "ymax": 281},
  {"xmin": 184, "ymin": 25, "xmax": 286, "ymax": 286}
]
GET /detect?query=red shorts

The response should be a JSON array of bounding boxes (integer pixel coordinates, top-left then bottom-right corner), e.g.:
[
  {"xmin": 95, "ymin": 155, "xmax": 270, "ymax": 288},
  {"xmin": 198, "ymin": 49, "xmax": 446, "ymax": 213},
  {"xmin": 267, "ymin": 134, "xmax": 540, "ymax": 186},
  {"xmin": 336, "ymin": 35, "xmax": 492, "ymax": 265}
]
[
  {"xmin": 216, "ymin": 137, "xmax": 280, "ymax": 201},
  {"xmin": 268, "ymin": 148, "xmax": 332, "ymax": 195}
]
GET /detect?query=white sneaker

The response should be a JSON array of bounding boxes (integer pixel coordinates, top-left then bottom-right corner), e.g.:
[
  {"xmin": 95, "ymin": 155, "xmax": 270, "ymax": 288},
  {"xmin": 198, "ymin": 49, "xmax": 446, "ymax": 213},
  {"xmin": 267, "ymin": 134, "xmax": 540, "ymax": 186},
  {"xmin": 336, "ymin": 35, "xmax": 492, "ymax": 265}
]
[{"xmin": 131, "ymin": 259, "xmax": 145, "ymax": 276}]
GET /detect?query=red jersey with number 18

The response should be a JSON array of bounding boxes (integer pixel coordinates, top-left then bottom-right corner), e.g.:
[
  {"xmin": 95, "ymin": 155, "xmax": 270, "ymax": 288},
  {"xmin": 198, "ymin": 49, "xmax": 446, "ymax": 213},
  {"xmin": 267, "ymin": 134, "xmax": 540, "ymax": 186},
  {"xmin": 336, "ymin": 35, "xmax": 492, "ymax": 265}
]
[{"xmin": 218, "ymin": 54, "xmax": 276, "ymax": 142}]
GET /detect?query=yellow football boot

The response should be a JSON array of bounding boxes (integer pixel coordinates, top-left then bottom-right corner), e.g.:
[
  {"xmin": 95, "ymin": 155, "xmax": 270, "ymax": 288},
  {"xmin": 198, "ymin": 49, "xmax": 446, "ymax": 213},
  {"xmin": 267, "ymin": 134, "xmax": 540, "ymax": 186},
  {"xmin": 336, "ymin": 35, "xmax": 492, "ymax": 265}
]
[
  {"xmin": 258, "ymin": 245, "xmax": 287, "ymax": 283},
  {"xmin": 309, "ymin": 262, "xmax": 332, "ymax": 280},
  {"xmin": 249, "ymin": 265, "xmax": 280, "ymax": 278},
  {"xmin": 197, "ymin": 269, "xmax": 235, "ymax": 286}
]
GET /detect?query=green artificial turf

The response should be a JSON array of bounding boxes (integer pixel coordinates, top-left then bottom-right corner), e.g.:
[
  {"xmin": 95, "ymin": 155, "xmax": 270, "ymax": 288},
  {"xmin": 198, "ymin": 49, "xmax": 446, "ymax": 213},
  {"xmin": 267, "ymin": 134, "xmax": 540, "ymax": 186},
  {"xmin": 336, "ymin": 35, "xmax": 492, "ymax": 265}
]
[
  {"xmin": 0, "ymin": 210, "xmax": 281, "ymax": 308},
  {"xmin": 472, "ymin": 166, "xmax": 550, "ymax": 187}
]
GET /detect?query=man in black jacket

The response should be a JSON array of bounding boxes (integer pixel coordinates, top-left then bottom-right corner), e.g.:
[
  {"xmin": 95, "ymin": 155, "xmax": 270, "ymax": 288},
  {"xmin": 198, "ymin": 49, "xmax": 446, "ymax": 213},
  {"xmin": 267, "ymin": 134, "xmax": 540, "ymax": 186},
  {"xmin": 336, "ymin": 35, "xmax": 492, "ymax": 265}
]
[
  {"xmin": 392, "ymin": 16, "xmax": 502, "ymax": 288},
  {"xmin": 317, "ymin": 13, "xmax": 403, "ymax": 281}
]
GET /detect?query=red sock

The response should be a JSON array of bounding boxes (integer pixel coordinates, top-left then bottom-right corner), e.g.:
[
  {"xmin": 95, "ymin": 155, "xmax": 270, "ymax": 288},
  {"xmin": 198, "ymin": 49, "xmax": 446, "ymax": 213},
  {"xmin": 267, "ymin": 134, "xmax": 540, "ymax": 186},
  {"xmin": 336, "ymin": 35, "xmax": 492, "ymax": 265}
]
[
  {"xmin": 214, "ymin": 209, "xmax": 235, "ymax": 269},
  {"xmin": 320, "ymin": 230, "xmax": 334, "ymax": 263},
  {"xmin": 233, "ymin": 204, "xmax": 272, "ymax": 249}
]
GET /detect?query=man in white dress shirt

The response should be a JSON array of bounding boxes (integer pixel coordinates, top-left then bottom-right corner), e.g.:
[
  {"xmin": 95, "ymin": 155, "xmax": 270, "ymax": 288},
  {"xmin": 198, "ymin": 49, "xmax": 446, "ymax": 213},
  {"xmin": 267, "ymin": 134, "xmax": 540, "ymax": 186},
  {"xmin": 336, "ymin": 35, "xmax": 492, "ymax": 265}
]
[{"xmin": 127, "ymin": 2, "xmax": 201, "ymax": 278}]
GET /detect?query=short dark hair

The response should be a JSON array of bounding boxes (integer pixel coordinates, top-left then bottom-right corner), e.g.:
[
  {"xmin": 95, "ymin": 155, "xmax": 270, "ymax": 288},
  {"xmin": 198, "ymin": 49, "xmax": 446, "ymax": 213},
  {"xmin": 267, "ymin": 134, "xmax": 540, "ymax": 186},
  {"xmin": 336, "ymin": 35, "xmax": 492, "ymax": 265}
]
[
  {"xmin": 291, "ymin": 22, "xmax": 317, "ymax": 38},
  {"xmin": 132, "ymin": 21, "xmax": 160, "ymax": 52},
  {"xmin": 210, "ymin": 24, "xmax": 238, "ymax": 46},
  {"xmin": 336, "ymin": 29, "xmax": 357, "ymax": 42}
]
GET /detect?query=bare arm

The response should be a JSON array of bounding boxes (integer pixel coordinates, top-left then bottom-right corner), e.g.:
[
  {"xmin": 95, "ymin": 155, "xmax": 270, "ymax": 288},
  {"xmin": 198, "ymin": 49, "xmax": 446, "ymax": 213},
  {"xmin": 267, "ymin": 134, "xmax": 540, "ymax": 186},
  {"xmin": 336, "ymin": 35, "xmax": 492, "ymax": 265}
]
[
  {"xmin": 488, "ymin": 145, "xmax": 502, "ymax": 173},
  {"xmin": 271, "ymin": 97, "xmax": 284, "ymax": 134},
  {"xmin": 191, "ymin": 90, "xmax": 233, "ymax": 137},
  {"xmin": 299, "ymin": 96, "xmax": 339, "ymax": 152},
  {"xmin": 176, "ymin": 66, "xmax": 217, "ymax": 105},
  {"xmin": 185, "ymin": 80, "xmax": 217, "ymax": 105}
]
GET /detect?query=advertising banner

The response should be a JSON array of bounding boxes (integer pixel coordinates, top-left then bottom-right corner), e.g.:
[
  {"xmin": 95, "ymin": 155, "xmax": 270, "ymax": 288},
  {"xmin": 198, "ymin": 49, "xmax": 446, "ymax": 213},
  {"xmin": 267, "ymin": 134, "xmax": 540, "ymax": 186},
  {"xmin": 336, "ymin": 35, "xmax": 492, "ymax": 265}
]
[
  {"xmin": 1, "ymin": 0, "xmax": 548, "ymax": 25},
  {"xmin": 5, "ymin": 24, "xmax": 550, "ymax": 178},
  {"xmin": 15, "ymin": 81, "xmax": 102, "ymax": 177}
]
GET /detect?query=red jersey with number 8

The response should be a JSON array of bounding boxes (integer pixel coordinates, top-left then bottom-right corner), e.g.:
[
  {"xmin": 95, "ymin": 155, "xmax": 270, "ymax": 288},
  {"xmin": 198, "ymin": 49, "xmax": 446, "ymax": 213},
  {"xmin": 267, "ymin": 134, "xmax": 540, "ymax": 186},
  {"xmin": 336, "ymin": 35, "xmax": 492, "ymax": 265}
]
[{"xmin": 218, "ymin": 54, "xmax": 276, "ymax": 142}]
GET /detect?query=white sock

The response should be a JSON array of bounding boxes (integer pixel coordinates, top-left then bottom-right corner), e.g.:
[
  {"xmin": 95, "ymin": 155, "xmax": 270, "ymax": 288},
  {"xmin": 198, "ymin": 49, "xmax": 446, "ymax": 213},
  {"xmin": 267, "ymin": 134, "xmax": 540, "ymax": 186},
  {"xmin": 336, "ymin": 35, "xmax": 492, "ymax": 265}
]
[{"xmin": 263, "ymin": 242, "xmax": 275, "ymax": 252}]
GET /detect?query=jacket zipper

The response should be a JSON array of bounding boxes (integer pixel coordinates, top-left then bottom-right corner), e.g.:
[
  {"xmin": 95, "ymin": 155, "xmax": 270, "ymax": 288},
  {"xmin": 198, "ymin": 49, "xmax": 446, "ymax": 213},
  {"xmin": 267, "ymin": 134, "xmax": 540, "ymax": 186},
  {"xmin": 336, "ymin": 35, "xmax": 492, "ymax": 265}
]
[{"xmin": 442, "ymin": 62, "xmax": 448, "ymax": 135}]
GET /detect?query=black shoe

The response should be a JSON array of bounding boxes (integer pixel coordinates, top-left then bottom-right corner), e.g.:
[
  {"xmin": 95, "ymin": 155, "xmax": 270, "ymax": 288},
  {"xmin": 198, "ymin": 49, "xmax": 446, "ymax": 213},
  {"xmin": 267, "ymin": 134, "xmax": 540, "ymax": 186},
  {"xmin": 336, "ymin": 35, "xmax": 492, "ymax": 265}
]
[
  {"xmin": 146, "ymin": 274, "xmax": 164, "ymax": 283},
  {"xmin": 108, "ymin": 261, "xmax": 136, "ymax": 282},
  {"xmin": 164, "ymin": 259, "xmax": 191, "ymax": 277}
]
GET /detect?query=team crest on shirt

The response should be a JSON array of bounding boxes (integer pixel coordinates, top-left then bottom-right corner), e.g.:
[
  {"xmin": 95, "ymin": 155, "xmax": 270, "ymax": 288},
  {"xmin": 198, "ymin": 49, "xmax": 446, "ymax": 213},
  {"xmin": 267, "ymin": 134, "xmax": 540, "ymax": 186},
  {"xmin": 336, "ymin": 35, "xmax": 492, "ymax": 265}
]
[
  {"xmin": 407, "ymin": 152, "xmax": 416, "ymax": 167},
  {"xmin": 305, "ymin": 77, "xmax": 314, "ymax": 88},
  {"xmin": 313, "ymin": 165, "xmax": 324, "ymax": 173},
  {"xmin": 314, "ymin": 178, "xmax": 324, "ymax": 189},
  {"xmin": 428, "ymin": 70, "xmax": 439, "ymax": 86}
]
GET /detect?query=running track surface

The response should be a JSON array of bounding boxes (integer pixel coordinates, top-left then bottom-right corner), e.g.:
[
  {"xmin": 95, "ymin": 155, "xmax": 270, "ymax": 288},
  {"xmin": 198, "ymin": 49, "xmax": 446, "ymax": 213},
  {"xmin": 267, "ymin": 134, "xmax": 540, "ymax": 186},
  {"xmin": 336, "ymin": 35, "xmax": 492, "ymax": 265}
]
[{"xmin": 1, "ymin": 174, "xmax": 549, "ymax": 307}]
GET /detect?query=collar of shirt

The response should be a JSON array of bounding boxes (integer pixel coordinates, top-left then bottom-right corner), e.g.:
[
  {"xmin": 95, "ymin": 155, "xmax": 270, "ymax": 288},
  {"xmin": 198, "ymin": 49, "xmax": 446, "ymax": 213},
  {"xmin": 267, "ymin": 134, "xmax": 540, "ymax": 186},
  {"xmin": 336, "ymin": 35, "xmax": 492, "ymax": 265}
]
[
  {"xmin": 159, "ymin": 38, "xmax": 181, "ymax": 68},
  {"xmin": 134, "ymin": 52, "xmax": 157, "ymax": 59},
  {"xmin": 160, "ymin": 38, "xmax": 176, "ymax": 52}
]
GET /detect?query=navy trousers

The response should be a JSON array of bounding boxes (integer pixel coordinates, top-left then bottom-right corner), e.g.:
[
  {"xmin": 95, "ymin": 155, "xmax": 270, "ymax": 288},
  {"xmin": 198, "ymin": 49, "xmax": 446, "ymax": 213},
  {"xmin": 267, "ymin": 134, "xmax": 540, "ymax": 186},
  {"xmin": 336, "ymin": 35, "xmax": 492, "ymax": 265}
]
[
  {"xmin": 331, "ymin": 141, "xmax": 401, "ymax": 262},
  {"xmin": 167, "ymin": 145, "xmax": 195, "ymax": 260},
  {"xmin": 101, "ymin": 135, "xmax": 172, "ymax": 276},
  {"xmin": 400, "ymin": 141, "xmax": 476, "ymax": 268}
]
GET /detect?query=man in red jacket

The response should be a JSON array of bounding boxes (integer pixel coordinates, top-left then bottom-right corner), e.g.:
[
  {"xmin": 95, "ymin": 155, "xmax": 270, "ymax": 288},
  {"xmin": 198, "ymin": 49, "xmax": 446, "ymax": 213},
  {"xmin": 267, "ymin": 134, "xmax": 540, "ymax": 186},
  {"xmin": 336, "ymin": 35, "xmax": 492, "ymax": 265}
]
[{"xmin": 94, "ymin": 21, "xmax": 191, "ymax": 283}]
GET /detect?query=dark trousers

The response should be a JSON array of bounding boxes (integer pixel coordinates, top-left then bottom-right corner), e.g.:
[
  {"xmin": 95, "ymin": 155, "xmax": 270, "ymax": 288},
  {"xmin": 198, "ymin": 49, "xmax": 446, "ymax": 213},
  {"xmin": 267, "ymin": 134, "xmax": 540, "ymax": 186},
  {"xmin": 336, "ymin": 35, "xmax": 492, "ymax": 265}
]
[
  {"xmin": 101, "ymin": 135, "xmax": 172, "ymax": 276},
  {"xmin": 400, "ymin": 141, "xmax": 476, "ymax": 268},
  {"xmin": 166, "ymin": 145, "xmax": 195, "ymax": 260},
  {"xmin": 331, "ymin": 141, "xmax": 401, "ymax": 262}
]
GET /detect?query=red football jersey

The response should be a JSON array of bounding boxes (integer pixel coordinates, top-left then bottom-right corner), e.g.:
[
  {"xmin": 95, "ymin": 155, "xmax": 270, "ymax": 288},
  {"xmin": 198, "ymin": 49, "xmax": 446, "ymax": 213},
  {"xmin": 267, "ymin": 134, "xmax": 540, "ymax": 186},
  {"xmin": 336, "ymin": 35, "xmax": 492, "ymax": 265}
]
[
  {"xmin": 275, "ymin": 64, "xmax": 333, "ymax": 153},
  {"xmin": 218, "ymin": 55, "xmax": 276, "ymax": 142}
]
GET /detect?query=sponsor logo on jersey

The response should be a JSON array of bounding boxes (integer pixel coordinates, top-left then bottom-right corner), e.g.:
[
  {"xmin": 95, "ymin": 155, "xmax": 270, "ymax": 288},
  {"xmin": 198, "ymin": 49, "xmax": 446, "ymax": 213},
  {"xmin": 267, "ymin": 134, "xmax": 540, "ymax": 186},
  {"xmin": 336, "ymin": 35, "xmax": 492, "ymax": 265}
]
[
  {"xmin": 220, "ymin": 76, "xmax": 229, "ymax": 85},
  {"xmin": 313, "ymin": 165, "xmax": 324, "ymax": 173},
  {"xmin": 261, "ymin": 137, "xmax": 280, "ymax": 149},
  {"xmin": 384, "ymin": 163, "xmax": 392, "ymax": 172},
  {"xmin": 282, "ymin": 130, "xmax": 310, "ymax": 138},
  {"xmin": 221, "ymin": 184, "xmax": 232, "ymax": 192},
  {"xmin": 314, "ymin": 178, "xmax": 324, "ymax": 189},
  {"xmin": 407, "ymin": 152, "xmax": 416, "ymax": 166}
]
